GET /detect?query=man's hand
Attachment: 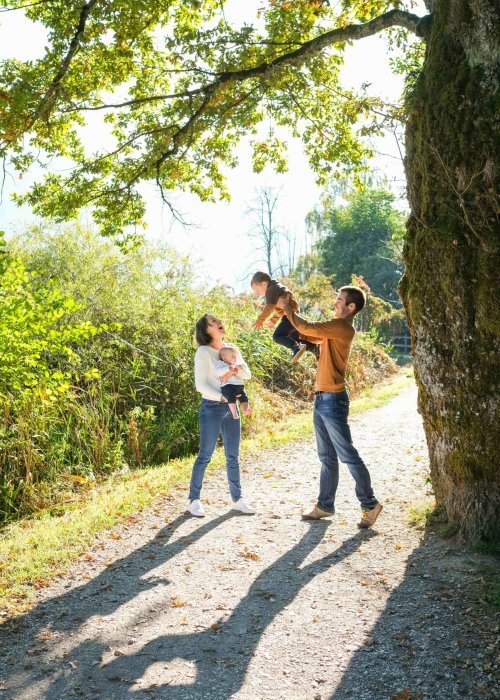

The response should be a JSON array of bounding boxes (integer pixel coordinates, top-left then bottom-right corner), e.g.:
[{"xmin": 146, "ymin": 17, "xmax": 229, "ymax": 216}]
[
  {"xmin": 265, "ymin": 318, "xmax": 276, "ymax": 329},
  {"xmin": 276, "ymin": 293, "xmax": 292, "ymax": 312},
  {"xmin": 252, "ymin": 321, "xmax": 262, "ymax": 330}
]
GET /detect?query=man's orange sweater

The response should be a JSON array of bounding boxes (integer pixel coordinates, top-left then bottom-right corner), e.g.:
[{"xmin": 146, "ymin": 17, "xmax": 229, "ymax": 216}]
[{"xmin": 285, "ymin": 310, "xmax": 355, "ymax": 393}]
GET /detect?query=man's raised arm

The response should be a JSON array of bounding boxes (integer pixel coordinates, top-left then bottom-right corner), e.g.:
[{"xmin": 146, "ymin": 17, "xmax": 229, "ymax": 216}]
[{"xmin": 276, "ymin": 294, "xmax": 350, "ymax": 340}]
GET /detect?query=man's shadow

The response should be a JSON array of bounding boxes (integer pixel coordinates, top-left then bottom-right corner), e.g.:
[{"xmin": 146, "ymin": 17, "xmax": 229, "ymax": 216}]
[{"xmin": 34, "ymin": 522, "xmax": 371, "ymax": 699}]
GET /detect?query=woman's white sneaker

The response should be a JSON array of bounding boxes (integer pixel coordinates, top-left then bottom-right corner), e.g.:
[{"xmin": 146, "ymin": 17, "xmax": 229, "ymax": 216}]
[
  {"xmin": 188, "ymin": 499, "xmax": 205, "ymax": 517},
  {"xmin": 232, "ymin": 498, "xmax": 255, "ymax": 515}
]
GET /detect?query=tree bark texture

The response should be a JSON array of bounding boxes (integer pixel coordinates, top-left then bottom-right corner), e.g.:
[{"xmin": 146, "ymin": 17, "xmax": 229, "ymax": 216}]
[{"xmin": 401, "ymin": 0, "xmax": 499, "ymax": 544}]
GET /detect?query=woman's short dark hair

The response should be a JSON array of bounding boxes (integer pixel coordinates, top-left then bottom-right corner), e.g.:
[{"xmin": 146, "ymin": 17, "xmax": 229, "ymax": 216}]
[{"xmin": 195, "ymin": 314, "xmax": 212, "ymax": 346}]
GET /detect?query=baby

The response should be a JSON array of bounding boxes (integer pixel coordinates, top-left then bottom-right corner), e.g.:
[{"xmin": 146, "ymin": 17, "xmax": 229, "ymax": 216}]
[{"xmin": 214, "ymin": 344, "xmax": 252, "ymax": 420}]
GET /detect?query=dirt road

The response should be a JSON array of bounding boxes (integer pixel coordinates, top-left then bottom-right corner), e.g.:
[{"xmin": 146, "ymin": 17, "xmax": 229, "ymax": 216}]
[{"xmin": 0, "ymin": 384, "xmax": 498, "ymax": 699}]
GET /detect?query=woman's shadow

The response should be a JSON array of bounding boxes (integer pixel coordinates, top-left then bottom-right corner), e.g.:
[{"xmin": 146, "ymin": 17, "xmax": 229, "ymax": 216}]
[
  {"xmin": 23, "ymin": 518, "xmax": 371, "ymax": 699},
  {"xmin": 0, "ymin": 512, "xmax": 233, "ymax": 683}
]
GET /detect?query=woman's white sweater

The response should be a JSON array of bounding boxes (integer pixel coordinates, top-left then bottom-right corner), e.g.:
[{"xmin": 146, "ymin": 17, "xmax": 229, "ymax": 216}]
[{"xmin": 194, "ymin": 345, "xmax": 251, "ymax": 401}]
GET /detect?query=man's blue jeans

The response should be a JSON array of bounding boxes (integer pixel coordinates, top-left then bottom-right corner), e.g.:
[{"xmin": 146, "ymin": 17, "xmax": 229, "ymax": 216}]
[
  {"xmin": 189, "ymin": 399, "xmax": 242, "ymax": 502},
  {"xmin": 313, "ymin": 390, "xmax": 378, "ymax": 512}
]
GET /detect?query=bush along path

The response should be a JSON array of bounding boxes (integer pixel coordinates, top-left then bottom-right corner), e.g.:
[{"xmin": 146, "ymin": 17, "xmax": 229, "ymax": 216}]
[{"xmin": 0, "ymin": 384, "xmax": 498, "ymax": 700}]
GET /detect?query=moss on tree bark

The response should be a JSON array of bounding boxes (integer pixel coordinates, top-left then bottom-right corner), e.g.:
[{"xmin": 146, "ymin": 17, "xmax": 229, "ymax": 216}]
[{"xmin": 400, "ymin": 0, "xmax": 499, "ymax": 546}]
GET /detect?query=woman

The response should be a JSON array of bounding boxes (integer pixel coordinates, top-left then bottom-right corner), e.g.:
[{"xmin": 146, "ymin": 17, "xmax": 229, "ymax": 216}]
[{"xmin": 188, "ymin": 314, "xmax": 255, "ymax": 517}]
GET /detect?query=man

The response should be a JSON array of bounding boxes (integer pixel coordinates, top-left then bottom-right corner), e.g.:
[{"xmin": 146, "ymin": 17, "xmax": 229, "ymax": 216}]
[{"xmin": 277, "ymin": 286, "xmax": 383, "ymax": 528}]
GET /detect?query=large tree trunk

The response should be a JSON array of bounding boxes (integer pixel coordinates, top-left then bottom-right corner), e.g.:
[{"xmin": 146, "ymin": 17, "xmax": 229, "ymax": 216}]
[{"xmin": 400, "ymin": 0, "xmax": 499, "ymax": 545}]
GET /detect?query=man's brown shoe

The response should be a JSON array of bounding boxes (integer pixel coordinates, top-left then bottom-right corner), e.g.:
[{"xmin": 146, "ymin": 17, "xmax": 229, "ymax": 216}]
[
  {"xmin": 302, "ymin": 506, "xmax": 334, "ymax": 520},
  {"xmin": 357, "ymin": 503, "xmax": 383, "ymax": 529}
]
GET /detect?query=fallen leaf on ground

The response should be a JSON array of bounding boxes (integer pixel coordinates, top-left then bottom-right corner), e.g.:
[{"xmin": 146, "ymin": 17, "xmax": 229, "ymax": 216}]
[
  {"xmin": 171, "ymin": 596, "xmax": 187, "ymax": 607},
  {"xmin": 239, "ymin": 551, "xmax": 260, "ymax": 560}
]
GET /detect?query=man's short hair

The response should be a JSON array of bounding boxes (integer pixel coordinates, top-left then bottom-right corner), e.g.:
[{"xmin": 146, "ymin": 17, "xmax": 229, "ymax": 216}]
[
  {"xmin": 339, "ymin": 286, "xmax": 366, "ymax": 314},
  {"xmin": 250, "ymin": 271, "xmax": 272, "ymax": 286}
]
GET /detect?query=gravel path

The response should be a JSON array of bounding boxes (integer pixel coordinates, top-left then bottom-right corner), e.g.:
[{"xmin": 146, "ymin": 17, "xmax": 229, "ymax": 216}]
[{"xmin": 0, "ymin": 384, "xmax": 498, "ymax": 700}]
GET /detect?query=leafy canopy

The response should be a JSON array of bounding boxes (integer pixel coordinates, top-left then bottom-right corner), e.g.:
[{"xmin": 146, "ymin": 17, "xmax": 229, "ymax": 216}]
[{"xmin": 0, "ymin": 1, "xmax": 424, "ymax": 237}]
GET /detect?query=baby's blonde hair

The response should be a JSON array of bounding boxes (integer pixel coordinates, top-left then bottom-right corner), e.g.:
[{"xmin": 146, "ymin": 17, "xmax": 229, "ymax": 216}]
[{"xmin": 219, "ymin": 343, "xmax": 238, "ymax": 362}]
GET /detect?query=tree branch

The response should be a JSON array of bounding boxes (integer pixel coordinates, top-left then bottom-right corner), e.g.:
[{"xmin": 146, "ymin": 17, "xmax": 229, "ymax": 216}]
[
  {"xmin": 61, "ymin": 9, "xmax": 425, "ymax": 115},
  {"xmin": 29, "ymin": 0, "xmax": 99, "ymax": 127},
  {"xmin": 0, "ymin": 0, "xmax": 57, "ymax": 12}
]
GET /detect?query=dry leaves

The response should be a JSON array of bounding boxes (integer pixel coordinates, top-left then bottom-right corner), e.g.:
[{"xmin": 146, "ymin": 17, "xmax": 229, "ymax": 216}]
[
  {"xmin": 239, "ymin": 548, "xmax": 260, "ymax": 561},
  {"xmin": 171, "ymin": 595, "xmax": 187, "ymax": 607}
]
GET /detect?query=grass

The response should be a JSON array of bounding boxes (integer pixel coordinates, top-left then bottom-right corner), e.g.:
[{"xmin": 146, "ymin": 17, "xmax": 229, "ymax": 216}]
[
  {"xmin": 349, "ymin": 368, "xmax": 413, "ymax": 415},
  {"xmin": 388, "ymin": 352, "xmax": 413, "ymax": 367},
  {"xmin": 0, "ymin": 369, "xmax": 414, "ymax": 618},
  {"xmin": 472, "ymin": 536, "xmax": 500, "ymax": 557},
  {"xmin": 476, "ymin": 564, "xmax": 500, "ymax": 611},
  {"xmin": 407, "ymin": 501, "xmax": 465, "ymax": 540},
  {"xmin": 407, "ymin": 499, "xmax": 436, "ymax": 529}
]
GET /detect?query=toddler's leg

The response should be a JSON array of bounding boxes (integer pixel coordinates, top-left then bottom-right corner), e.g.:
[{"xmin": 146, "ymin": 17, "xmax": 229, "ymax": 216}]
[
  {"xmin": 273, "ymin": 316, "xmax": 299, "ymax": 350},
  {"xmin": 236, "ymin": 390, "xmax": 251, "ymax": 416},
  {"xmin": 240, "ymin": 401, "xmax": 252, "ymax": 416}
]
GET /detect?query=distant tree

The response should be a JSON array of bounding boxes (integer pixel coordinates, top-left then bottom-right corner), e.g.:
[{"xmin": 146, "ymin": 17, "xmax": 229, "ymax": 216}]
[
  {"xmin": 313, "ymin": 187, "xmax": 406, "ymax": 304},
  {"xmin": 288, "ymin": 251, "xmax": 323, "ymax": 286},
  {"xmin": 245, "ymin": 186, "xmax": 296, "ymax": 277}
]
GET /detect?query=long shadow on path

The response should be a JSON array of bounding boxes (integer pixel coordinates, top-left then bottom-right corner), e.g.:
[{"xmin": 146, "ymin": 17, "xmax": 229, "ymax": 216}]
[
  {"xmin": 0, "ymin": 512, "xmax": 237, "ymax": 692},
  {"xmin": 1, "ymin": 515, "xmax": 371, "ymax": 699},
  {"xmin": 328, "ymin": 528, "xmax": 499, "ymax": 700}
]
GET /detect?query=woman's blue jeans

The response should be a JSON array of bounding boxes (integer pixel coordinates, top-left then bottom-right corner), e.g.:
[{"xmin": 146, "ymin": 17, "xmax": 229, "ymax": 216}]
[
  {"xmin": 313, "ymin": 390, "xmax": 377, "ymax": 512},
  {"xmin": 189, "ymin": 399, "xmax": 242, "ymax": 502}
]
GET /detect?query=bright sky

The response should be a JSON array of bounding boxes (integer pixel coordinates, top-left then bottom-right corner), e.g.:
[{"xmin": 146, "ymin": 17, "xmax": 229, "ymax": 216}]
[{"xmin": 0, "ymin": 2, "xmax": 423, "ymax": 292}]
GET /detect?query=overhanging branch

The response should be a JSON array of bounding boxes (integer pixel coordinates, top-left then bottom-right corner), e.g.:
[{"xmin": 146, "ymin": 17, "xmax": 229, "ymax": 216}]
[
  {"xmin": 29, "ymin": 0, "xmax": 99, "ymax": 127},
  {"xmin": 62, "ymin": 9, "xmax": 425, "ymax": 115}
]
